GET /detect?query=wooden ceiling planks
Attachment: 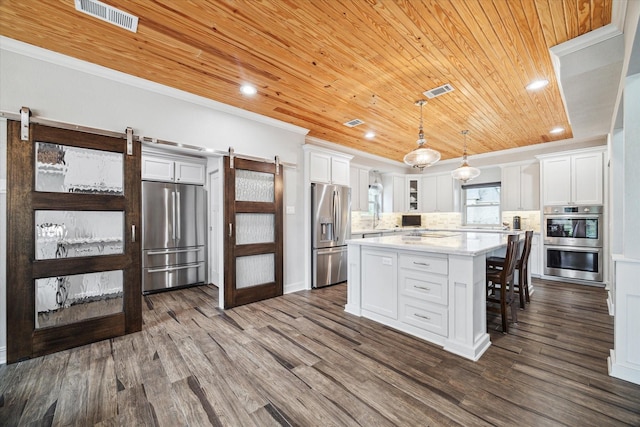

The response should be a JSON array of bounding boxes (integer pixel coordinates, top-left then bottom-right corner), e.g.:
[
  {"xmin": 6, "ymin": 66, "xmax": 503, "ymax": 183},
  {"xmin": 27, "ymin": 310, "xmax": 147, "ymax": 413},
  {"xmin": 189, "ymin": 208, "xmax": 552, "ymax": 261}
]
[{"xmin": 0, "ymin": 0, "xmax": 612, "ymax": 163}]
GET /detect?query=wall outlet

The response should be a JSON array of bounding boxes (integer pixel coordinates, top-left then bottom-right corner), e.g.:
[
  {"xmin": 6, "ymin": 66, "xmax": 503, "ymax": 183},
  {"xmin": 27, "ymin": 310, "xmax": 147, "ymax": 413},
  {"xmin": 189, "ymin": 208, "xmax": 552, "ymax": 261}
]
[{"xmin": 286, "ymin": 206, "xmax": 295, "ymax": 214}]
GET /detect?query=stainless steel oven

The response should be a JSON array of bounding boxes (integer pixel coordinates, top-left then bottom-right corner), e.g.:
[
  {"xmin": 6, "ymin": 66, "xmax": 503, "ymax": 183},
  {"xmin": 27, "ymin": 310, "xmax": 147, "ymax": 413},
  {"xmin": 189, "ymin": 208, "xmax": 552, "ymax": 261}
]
[
  {"xmin": 543, "ymin": 205, "xmax": 603, "ymax": 282},
  {"xmin": 544, "ymin": 205, "xmax": 603, "ymax": 247},
  {"xmin": 544, "ymin": 245, "xmax": 603, "ymax": 281}
]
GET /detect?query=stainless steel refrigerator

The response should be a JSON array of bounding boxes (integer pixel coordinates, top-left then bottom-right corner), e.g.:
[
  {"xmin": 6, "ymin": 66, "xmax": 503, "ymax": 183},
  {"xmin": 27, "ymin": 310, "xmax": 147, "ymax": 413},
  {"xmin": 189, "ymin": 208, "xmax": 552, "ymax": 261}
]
[
  {"xmin": 311, "ymin": 183, "xmax": 351, "ymax": 288},
  {"xmin": 142, "ymin": 181, "xmax": 206, "ymax": 293}
]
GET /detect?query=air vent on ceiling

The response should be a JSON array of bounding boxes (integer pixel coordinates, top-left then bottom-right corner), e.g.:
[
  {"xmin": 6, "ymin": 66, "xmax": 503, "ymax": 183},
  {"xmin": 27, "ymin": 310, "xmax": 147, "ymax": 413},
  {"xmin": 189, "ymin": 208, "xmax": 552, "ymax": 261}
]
[
  {"xmin": 343, "ymin": 119, "xmax": 365, "ymax": 128},
  {"xmin": 423, "ymin": 83, "xmax": 455, "ymax": 99},
  {"xmin": 75, "ymin": 0, "xmax": 139, "ymax": 33}
]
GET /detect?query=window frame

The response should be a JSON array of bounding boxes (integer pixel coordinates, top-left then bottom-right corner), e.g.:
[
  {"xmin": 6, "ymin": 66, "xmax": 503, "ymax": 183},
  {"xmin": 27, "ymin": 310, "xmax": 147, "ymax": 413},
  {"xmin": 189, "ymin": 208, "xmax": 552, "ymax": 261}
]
[{"xmin": 462, "ymin": 181, "xmax": 502, "ymax": 226}]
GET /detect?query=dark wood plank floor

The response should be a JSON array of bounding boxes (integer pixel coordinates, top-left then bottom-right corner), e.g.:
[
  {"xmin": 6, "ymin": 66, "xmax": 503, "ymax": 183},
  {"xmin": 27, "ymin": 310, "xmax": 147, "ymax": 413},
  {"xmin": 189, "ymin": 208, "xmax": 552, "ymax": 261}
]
[{"xmin": 2, "ymin": 278, "xmax": 640, "ymax": 426}]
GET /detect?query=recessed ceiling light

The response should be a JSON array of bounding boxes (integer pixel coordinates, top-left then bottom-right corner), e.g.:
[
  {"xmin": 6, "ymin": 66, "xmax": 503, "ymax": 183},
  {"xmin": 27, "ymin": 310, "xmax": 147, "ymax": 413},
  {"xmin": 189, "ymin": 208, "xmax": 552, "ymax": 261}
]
[
  {"xmin": 526, "ymin": 79, "xmax": 549, "ymax": 90},
  {"xmin": 240, "ymin": 84, "xmax": 257, "ymax": 96},
  {"xmin": 550, "ymin": 127, "xmax": 564, "ymax": 134},
  {"xmin": 365, "ymin": 131, "xmax": 375, "ymax": 139}
]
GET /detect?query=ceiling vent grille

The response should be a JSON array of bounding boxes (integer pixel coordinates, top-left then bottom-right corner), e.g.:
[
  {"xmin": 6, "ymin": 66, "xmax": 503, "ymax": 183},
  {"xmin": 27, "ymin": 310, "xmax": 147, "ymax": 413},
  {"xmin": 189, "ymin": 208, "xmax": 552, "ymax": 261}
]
[
  {"xmin": 343, "ymin": 119, "xmax": 365, "ymax": 127},
  {"xmin": 74, "ymin": 0, "xmax": 139, "ymax": 33},
  {"xmin": 423, "ymin": 84, "xmax": 455, "ymax": 99}
]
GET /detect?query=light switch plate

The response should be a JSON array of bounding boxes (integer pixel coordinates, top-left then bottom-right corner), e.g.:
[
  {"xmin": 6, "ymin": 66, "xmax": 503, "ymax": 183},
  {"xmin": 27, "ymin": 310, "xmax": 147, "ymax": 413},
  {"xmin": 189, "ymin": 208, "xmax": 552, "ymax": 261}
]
[{"xmin": 286, "ymin": 206, "xmax": 295, "ymax": 214}]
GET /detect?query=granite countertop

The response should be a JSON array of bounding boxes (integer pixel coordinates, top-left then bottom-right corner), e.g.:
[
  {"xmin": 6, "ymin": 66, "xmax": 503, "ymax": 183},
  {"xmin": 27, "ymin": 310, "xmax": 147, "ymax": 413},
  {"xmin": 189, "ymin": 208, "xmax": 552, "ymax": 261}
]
[{"xmin": 346, "ymin": 231, "xmax": 514, "ymax": 256}]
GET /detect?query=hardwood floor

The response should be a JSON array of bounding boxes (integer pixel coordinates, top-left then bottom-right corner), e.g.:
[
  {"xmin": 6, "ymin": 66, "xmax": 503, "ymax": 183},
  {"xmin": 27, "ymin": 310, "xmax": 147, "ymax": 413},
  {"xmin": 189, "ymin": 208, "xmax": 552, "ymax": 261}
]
[{"xmin": 1, "ymin": 278, "xmax": 639, "ymax": 426}]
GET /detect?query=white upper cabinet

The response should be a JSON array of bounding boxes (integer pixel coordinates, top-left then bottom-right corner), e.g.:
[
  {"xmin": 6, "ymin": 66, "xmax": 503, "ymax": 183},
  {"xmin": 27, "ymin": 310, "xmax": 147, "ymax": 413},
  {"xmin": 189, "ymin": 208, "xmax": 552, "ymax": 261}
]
[
  {"xmin": 142, "ymin": 154, "xmax": 206, "ymax": 185},
  {"xmin": 331, "ymin": 156, "xmax": 350, "ymax": 186},
  {"xmin": 572, "ymin": 151, "xmax": 604, "ymax": 205},
  {"xmin": 175, "ymin": 161, "xmax": 206, "ymax": 184},
  {"xmin": 502, "ymin": 162, "xmax": 540, "ymax": 211},
  {"xmin": 142, "ymin": 156, "xmax": 174, "ymax": 182},
  {"xmin": 421, "ymin": 174, "xmax": 456, "ymax": 213},
  {"xmin": 308, "ymin": 151, "xmax": 332, "ymax": 183},
  {"xmin": 306, "ymin": 147, "xmax": 351, "ymax": 186},
  {"xmin": 381, "ymin": 173, "xmax": 406, "ymax": 213},
  {"xmin": 350, "ymin": 165, "xmax": 370, "ymax": 212},
  {"xmin": 541, "ymin": 157, "xmax": 571, "ymax": 205},
  {"xmin": 540, "ymin": 149, "xmax": 603, "ymax": 206}
]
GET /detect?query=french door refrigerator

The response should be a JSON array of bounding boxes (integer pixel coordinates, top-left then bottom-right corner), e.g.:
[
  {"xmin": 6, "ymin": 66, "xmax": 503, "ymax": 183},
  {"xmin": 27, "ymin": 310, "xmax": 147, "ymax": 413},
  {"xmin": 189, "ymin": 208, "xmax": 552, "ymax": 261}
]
[
  {"xmin": 311, "ymin": 182, "xmax": 351, "ymax": 288},
  {"xmin": 142, "ymin": 181, "xmax": 206, "ymax": 293}
]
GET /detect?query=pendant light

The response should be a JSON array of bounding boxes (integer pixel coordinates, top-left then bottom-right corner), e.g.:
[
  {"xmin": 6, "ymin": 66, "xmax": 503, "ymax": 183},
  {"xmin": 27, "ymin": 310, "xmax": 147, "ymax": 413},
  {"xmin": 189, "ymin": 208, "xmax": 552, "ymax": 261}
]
[
  {"xmin": 451, "ymin": 130, "xmax": 481, "ymax": 183},
  {"xmin": 403, "ymin": 100, "xmax": 441, "ymax": 171}
]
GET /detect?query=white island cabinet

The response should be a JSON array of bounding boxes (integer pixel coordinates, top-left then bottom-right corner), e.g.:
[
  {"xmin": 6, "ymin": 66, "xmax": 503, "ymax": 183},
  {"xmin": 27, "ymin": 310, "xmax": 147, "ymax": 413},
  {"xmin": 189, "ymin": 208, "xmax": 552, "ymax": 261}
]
[{"xmin": 346, "ymin": 232, "xmax": 513, "ymax": 361}]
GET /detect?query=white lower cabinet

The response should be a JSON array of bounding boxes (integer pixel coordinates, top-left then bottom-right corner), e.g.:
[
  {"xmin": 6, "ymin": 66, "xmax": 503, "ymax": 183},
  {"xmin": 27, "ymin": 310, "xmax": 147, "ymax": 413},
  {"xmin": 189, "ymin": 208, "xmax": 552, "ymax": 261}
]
[
  {"xmin": 399, "ymin": 299, "xmax": 448, "ymax": 337},
  {"xmin": 348, "ymin": 243, "xmax": 491, "ymax": 360},
  {"xmin": 530, "ymin": 234, "xmax": 541, "ymax": 277},
  {"xmin": 361, "ymin": 249, "xmax": 398, "ymax": 319},
  {"xmin": 399, "ymin": 253, "xmax": 449, "ymax": 337},
  {"xmin": 399, "ymin": 268, "xmax": 447, "ymax": 305}
]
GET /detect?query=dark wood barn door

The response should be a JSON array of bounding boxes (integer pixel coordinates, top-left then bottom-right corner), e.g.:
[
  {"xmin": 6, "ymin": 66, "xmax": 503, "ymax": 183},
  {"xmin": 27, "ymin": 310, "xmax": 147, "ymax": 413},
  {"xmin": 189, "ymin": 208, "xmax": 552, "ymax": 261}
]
[
  {"xmin": 6, "ymin": 121, "xmax": 141, "ymax": 362},
  {"xmin": 223, "ymin": 156, "xmax": 283, "ymax": 308}
]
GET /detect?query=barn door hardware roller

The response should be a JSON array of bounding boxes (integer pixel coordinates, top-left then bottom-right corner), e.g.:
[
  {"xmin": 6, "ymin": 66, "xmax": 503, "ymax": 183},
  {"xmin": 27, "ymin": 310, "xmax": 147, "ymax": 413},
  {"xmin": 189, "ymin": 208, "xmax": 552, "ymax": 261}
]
[
  {"xmin": 228, "ymin": 147, "xmax": 235, "ymax": 169},
  {"xmin": 20, "ymin": 107, "xmax": 31, "ymax": 141}
]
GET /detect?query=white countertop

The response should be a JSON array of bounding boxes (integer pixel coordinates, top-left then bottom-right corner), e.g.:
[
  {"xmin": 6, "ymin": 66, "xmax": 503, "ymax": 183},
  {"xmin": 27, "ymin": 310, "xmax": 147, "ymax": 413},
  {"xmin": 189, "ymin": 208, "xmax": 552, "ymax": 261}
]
[
  {"xmin": 351, "ymin": 227, "xmax": 538, "ymax": 235},
  {"xmin": 347, "ymin": 231, "xmax": 515, "ymax": 256}
]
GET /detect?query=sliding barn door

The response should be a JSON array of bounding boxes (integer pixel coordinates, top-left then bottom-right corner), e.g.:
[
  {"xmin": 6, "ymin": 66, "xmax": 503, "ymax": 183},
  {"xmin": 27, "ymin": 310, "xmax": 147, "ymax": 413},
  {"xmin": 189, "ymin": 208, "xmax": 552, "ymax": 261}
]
[
  {"xmin": 223, "ymin": 156, "xmax": 283, "ymax": 308},
  {"xmin": 6, "ymin": 121, "xmax": 141, "ymax": 362}
]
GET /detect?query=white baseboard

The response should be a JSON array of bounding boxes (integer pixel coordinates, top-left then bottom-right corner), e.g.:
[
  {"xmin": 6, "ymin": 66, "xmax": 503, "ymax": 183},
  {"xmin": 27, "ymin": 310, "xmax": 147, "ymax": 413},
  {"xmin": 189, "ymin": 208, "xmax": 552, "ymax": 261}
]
[
  {"xmin": 0, "ymin": 346, "xmax": 6, "ymax": 365},
  {"xmin": 609, "ymin": 350, "xmax": 640, "ymax": 386},
  {"xmin": 284, "ymin": 280, "xmax": 307, "ymax": 294}
]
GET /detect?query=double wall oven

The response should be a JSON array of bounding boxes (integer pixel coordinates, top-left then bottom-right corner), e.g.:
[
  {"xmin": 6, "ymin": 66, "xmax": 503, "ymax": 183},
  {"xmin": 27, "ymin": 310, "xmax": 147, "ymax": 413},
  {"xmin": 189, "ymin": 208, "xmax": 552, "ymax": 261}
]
[{"xmin": 543, "ymin": 205, "xmax": 603, "ymax": 282}]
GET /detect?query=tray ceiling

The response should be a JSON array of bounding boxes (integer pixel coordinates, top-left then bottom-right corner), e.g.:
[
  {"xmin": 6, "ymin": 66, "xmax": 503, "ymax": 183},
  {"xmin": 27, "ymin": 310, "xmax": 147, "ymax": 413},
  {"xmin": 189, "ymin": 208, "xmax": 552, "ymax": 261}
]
[{"xmin": 0, "ymin": 0, "xmax": 612, "ymax": 163}]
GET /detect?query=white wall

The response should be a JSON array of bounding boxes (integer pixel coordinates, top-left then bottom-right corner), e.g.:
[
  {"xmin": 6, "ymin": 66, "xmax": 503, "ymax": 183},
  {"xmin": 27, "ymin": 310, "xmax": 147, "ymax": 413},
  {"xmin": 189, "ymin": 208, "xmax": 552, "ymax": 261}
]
[
  {"xmin": 622, "ymin": 74, "xmax": 640, "ymax": 258},
  {"xmin": 0, "ymin": 39, "xmax": 309, "ymax": 363}
]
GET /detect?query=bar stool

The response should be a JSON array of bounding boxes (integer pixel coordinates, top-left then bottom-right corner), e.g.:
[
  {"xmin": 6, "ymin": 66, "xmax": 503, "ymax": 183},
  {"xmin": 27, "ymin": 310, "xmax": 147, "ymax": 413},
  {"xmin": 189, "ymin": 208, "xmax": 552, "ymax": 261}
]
[
  {"xmin": 486, "ymin": 234, "xmax": 519, "ymax": 333},
  {"xmin": 486, "ymin": 230, "xmax": 533, "ymax": 309}
]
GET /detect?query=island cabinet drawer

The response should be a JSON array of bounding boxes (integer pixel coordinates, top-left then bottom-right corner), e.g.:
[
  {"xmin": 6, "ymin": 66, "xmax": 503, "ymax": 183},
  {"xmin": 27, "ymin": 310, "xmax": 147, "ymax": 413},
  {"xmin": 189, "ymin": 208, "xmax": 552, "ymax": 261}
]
[
  {"xmin": 399, "ymin": 253, "xmax": 448, "ymax": 275},
  {"xmin": 399, "ymin": 299, "xmax": 448, "ymax": 337},
  {"xmin": 399, "ymin": 270, "xmax": 447, "ymax": 305}
]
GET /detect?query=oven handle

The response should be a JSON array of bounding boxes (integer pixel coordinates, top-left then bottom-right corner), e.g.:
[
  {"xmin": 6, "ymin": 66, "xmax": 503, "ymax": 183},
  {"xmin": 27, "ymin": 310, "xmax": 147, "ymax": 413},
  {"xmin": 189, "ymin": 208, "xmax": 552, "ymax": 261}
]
[
  {"xmin": 543, "ymin": 245, "xmax": 602, "ymax": 253},
  {"xmin": 544, "ymin": 214, "xmax": 602, "ymax": 220}
]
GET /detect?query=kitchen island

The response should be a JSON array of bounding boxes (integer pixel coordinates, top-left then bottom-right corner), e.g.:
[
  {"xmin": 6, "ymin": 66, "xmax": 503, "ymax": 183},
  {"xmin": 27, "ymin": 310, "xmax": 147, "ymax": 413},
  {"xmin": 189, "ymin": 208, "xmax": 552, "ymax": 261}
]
[{"xmin": 345, "ymin": 231, "xmax": 516, "ymax": 361}]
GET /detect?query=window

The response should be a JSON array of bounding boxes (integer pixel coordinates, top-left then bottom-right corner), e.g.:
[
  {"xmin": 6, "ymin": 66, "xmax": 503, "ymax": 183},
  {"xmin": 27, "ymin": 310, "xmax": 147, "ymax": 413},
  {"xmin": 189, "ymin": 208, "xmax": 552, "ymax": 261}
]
[{"xmin": 463, "ymin": 182, "xmax": 501, "ymax": 226}]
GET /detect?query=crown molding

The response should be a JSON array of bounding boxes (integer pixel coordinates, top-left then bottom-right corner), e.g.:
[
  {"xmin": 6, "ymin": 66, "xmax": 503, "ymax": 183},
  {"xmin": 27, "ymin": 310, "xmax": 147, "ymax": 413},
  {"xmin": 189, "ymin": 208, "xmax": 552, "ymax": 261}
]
[{"xmin": 550, "ymin": 23, "xmax": 623, "ymax": 58}]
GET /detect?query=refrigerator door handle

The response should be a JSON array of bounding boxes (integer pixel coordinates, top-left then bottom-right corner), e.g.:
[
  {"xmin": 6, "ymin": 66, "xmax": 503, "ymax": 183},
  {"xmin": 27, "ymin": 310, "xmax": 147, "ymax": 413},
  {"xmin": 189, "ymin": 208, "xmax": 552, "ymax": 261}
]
[
  {"xmin": 147, "ymin": 262, "xmax": 202, "ymax": 274},
  {"xmin": 333, "ymin": 190, "xmax": 339, "ymax": 243},
  {"xmin": 171, "ymin": 191, "xmax": 177, "ymax": 240},
  {"xmin": 147, "ymin": 247, "xmax": 203, "ymax": 256},
  {"xmin": 176, "ymin": 191, "xmax": 181, "ymax": 240}
]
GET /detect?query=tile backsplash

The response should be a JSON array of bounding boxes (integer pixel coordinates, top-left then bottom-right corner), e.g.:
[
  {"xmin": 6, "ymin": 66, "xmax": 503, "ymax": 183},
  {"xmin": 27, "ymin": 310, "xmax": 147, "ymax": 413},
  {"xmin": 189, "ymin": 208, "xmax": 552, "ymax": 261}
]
[
  {"xmin": 352, "ymin": 211, "xmax": 462, "ymax": 231},
  {"xmin": 352, "ymin": 210, "xmax": 541, "ymax": 232},
  {"xmin": 502, "ymin": 210, "xmax": 541, "ymax": 232}
]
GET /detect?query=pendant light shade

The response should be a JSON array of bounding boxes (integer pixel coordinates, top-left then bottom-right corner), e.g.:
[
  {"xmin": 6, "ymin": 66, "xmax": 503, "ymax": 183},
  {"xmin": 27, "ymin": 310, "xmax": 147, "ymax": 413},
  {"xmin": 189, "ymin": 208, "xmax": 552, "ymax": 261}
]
[
  {"xmin": 451, "ymin": 130, "xmax": 481, "ymax": 183},
  {"xmin": 403, "ymin": 100, "xmax": 440, "ymax": 171}
]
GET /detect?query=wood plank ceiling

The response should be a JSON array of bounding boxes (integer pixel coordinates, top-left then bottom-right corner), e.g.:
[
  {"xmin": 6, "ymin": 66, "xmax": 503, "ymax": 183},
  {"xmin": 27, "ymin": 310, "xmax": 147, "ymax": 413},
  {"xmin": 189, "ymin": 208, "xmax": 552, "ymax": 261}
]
[{"xmin": 0, "ymin": 0, "xmax": 612, "ymax": 163}]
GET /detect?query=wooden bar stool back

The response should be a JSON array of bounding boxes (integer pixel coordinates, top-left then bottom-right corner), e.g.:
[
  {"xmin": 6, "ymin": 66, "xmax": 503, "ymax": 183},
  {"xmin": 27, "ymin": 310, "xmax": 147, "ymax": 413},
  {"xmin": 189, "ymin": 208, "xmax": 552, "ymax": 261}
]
[
  {"xmin": 487, "ymin": 230, "xmax": 533, "ymax": 309},
  {"xmin": 486, "ymin": 234, "xmax": 519, "ymax": 333}
]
